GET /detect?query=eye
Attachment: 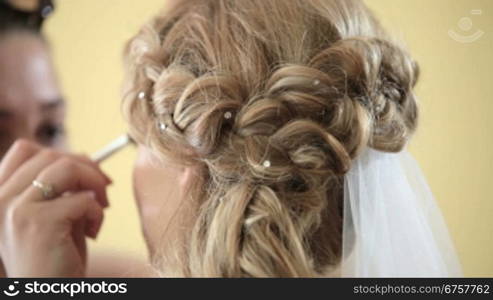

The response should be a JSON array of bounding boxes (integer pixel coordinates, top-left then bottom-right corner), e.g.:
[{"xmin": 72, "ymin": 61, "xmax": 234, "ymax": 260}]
[
  {"xmin": 0, "ymin": 131, "xmax": 14, "ymax": 160},
  {"xmin": 37, "ymin": 123, "xmax": 66, "ymax": 146}
]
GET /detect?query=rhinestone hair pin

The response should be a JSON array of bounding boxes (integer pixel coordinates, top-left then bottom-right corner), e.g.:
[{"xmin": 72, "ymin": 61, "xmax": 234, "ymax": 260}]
[
  {"xmin": 375, "ymin": 103, "xmax": 384, "ymax": 113},
  {"xmin": 224, "ymin": 111, "xmax": 233, "ymax": 120},
  {"xmin": 158, "ymin": 121, "xmax": 168, "ymax": 132}
]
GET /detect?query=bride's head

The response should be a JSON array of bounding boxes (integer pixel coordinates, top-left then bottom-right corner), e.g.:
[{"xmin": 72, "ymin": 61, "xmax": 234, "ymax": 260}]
[{"xmin": 123, "ymin": 0, "xmax": 419, "ymax": 277}]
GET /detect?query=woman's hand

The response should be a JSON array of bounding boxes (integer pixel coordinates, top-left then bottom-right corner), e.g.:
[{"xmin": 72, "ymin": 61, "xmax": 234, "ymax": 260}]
[{"xmin": 0, "ymin": 140, "xmax": 111, "ymax": 277}]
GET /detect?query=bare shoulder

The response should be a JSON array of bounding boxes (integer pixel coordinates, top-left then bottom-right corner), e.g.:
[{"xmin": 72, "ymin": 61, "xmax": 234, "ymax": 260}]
[{"xmin": 87, "ymin": 251, "xmax": 157, "ymax": 278}]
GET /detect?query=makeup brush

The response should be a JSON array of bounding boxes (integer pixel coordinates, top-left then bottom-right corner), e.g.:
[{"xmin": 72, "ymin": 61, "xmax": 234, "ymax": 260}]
[{"xmin": 91, "ymin": 134, "xmax": 134, "ymax": 163}]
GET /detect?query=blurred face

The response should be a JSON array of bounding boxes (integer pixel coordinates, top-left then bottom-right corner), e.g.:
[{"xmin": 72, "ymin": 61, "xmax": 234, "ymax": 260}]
[
  {"xmin": 0, "ymin": 32, "xmax": 66, "ymax": 158},
  {"xmin": 132, "ymin": 145, "xmax": 196, "ymax": 258}
]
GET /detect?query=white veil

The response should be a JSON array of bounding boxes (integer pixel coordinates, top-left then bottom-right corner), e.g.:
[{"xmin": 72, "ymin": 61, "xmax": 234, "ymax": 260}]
[{"xmin": 340, "ymin": 147, "xmax": 463, "ymax": 277}]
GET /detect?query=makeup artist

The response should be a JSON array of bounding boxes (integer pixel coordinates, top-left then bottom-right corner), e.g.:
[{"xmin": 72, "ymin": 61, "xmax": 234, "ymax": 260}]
[{"xmin": 0, "ymin": 0, "xmax": 117, "ymax": 277}]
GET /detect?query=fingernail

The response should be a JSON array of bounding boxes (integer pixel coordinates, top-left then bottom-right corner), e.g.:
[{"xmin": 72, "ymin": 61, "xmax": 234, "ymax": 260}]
[
  {"xmin": 97, "ymin": 169, "xmax": 112, "ymax": 185},
  {"xmin": 104, "ymin": 174, "xmax": 113, "ymax": 185},
  {"xmin": 85, "ymin": 221, "xmax": 97, "ymax": 239},
  {"xmin": 103, "ymin": 194, "xmax": 110, "ymax": 208},
  {"xmin": 97, "ymin": 191, "xmax": 109, "ymax": 209},
  {"xmin": 92, "ymin": 162, "xmax": 112, "ymax": 185},
  {"xmin": 88, "ymin": 228, "xmax": 97, "ymax": 240},
  {"xmin": 89, "ymin": 221, "xmax": 101, "ymax": 239},
  {"xmin": 90, "ymin": 226, "xmax": 99, "ymax": 239}
]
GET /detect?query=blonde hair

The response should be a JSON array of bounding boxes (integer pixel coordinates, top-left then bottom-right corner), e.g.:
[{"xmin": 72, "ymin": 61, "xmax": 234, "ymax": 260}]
[{"xmin": 123, "ymin": 0, "xmax": 419, "ymax": 277}]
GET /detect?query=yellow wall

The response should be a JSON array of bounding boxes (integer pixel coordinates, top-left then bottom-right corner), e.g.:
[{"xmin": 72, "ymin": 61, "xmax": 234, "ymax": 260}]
[{"xmin": 44, "ymin": 0, "xmax": 493, "ymax": 276}]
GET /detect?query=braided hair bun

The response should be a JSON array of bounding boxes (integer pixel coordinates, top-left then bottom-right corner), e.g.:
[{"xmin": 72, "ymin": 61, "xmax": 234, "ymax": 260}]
[{"xmin": 123, "ymin": 0, "xmax": 419, "ymax": 277}]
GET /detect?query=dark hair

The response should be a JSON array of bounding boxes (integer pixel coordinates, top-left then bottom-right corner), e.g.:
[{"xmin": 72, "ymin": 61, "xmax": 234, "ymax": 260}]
[{"xmin": 0, "ymin": 0, "xmax": 54, "ymax": 35}]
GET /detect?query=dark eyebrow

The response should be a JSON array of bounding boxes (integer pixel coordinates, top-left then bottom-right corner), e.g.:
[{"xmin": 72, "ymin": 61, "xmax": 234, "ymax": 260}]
[{"xmin": 40, "ymin": 98, "xmax": 65, "ymax": 112}]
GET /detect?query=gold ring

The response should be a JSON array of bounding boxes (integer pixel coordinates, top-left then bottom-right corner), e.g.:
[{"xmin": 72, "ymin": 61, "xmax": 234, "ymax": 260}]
[{"xmin": 32, "ymin": 180, "xmax": 56, "ymax": 200}]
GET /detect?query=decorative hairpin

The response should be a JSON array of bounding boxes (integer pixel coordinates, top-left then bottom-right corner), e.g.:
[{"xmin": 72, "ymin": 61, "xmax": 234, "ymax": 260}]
[
  {"xmin": 138, "ymin": 91, "xmax": 146, "ymax": 100},
  {"xmin": 375, "ymin": 103, "xmax": 384, "ymax": 113},
  {"xmin": 313, "ymin": 79, "xmax": 320, "ymax": 86},
  {"xmin": 262, "ymin": 160, "xmax": 271, "ymax": 168},
  {"xmin": 158, "ymin": 121, "xmax": 167, "ymax": 132},
  {"xmin": 224, "ymin": 111, "xmax": 233, "ymax": 120}
]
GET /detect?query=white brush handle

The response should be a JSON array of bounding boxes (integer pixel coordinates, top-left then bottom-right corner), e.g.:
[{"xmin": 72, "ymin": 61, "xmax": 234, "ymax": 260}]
[{"xmin": 91, "ymin": 134, "xmax": 132, "ymax": 163}]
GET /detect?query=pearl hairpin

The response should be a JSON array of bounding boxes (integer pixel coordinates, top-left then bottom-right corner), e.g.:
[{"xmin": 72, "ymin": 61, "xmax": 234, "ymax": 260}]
[
  {"xmin": 141, "ymin": 45, "xmax": 150, "ymax": 53},
  {"xmin": 375, "ymin": 103, "xmax": 384, "ymax": 113},
  {"xmin": 158, "ymin": 122, "xmax": 167, "ymax": 132},
  {"xmin": 138, "ymin": 91, "xmax": 146, "ymax": 100},
  {"xmin": 224, "ymin": 111, "xmax": 233, "ymax": 120},
  {"xmin": 262, "ymin": 160, "xmax": 271, "ymax": 168},
  {"xmin": 313, "ymin": 79, "xmax": 320, "ymax": 86}
]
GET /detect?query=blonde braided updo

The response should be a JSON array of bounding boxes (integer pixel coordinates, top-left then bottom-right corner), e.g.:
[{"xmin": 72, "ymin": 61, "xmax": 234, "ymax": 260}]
[{"xmin": 122, "ymin": 0, "xmax": 419, "ymax": 277}]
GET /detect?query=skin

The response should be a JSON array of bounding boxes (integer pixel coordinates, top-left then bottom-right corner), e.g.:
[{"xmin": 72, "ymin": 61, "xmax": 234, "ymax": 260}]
[
  {"xmin": 0, "ymin": 31, "xmax": 67, "ymax": 276},
  {"xmin": 0, "ymin": 32, "xmax": 189, "ymax": 277},
  {"xmin": 0, "ymin": 142, "xmax": 190, "ymax": 277},
  {"xmin": 0, "ymin": 32, "xmax": 67, "ymax": 157},
  {"xmin": 132, "ymin": 145, "xmax": 195, "ymax": 261},
  {"xmin": 0, "ymin": 140, "xmax": 110, "ymax": 276}
]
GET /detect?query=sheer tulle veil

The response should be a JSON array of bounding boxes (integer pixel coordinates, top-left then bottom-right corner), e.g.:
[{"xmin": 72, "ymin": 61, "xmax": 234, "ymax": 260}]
[{"xmin": 340, "ymin": 147, "xmax": 463, "ymax": 277}]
